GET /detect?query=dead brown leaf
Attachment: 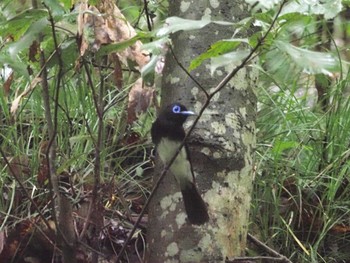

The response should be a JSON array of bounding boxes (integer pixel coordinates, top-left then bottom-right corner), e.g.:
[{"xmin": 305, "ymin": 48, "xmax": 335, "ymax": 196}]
[
  {"xmin": 100, "ymin": 1, "xmax": 149, "ymax": 69},
  {"xmin": 80, "ymin": 0, "xmax": 149, "ymax": 70},
  {"xmin": 3, "ymin": 71, "xmax": 14, "ymax": 97},
  {"xmin": 87, "ymin": 6, "xmax": 111, "ymax": 50},
  {"xmin": 127, "ymin": 78, "xmax": 155, "ymax": 124},
  {"xmin": 28, "ymin": 40, "xmax": 39, "ymax": 62},
  {"xmin": 10, "ymin": 77, "xmax": 42, "ymax": 115},
  {"xmin": 76, "ymin": 0, "xmax": 89, "ymax": 56},
  {"xmin": 111, "ymin": 53, "xmax": 123, "ymax": 89}
]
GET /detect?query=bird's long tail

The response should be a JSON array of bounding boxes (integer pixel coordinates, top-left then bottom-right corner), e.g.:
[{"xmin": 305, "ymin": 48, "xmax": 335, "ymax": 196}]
[{"xmin": 181, "ymin": 182, "xmax": 209, "ymax": 225}]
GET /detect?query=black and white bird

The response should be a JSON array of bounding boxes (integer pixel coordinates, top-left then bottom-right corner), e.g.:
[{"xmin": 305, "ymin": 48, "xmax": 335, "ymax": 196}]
[{"xmin": 151, "ymin": 103, "xmax": 209, "ymax": 225}]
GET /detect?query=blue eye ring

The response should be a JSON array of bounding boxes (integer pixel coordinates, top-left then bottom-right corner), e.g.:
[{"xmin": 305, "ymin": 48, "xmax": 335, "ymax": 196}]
[{"xmin": 172, "ymin": 105, "xmax": 181, "ymax": 113}]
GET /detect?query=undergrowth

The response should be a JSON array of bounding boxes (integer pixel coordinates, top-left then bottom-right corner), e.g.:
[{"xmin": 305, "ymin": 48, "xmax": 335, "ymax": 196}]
[{"xmin": 253, "ymin": 69, "xmax": 350, "ymax": 262}]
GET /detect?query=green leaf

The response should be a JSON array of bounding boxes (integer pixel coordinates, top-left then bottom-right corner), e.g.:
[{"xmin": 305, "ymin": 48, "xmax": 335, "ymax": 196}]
[
  {"xmin": 141, "ymin": 37, "xmax": 170, "ymax": 79},
  {"xmin": 157, "ymin": 17, "xmax": 211, "ymax": 37},
  {"xmin": 141, "ymin": 37, "xmax": 169, "ymax": 54},
  {"xmin": 58, "ymin": 0, "xmax": 72, "ymax": 10},
  {"xmin": 96, "ymin": 31, "xmax": 153, "ymax": 57},
  {"xmin": 88, "ymin": 0, "xmax": 99, "ymax": 5},
  {"xmin": 210, "ymin": 49, "xmax": 250, "ymax": 74},
  {"xmin": 272, "ymin": 140, "xmax": 299, "ymax": 156},
  {"xmin": 8, "ymin": 17, "xmax": 49, "ymax": 56},
  {"xmin": 95, "ymin": 36, "xmax": 140, "ymax": 57},
  {"xmin": 275, "ymin": 41, "xmax": 341, "ymax": 75},
  {"xmin": 140, "ymin": 54, "xmax": 159, "ymax": 79},
  {"xmin": 248, "ymin": 32, "xmax": 263, "ymax": 48},
  {"xmin": 43, "ymin": 0, "xmax": 67, "ymax": 17},
  {"xmin": 246, "ymin": 0, "xmax": 284, "ymax": 10},
  {"xmin": 254, "ymin": 12, "xmax": 273, "ymax": 24},
  {"xmin": 46, "ymin": 38, "xmax": 78, "ymax": 69},
  {"xmin": 189, "ymin": 39, "xmax": 248, "ymax": 71},
  {"xmin": 281, "ymin": 0, "xmax": 342, "ymax": 19},
  {"xmin": 156, "ymin": 16, "xmax": 233, "ymax": 37},
  {"xmin": 0, "ymin": 9, "xmax": 48, "ymax": 40}
]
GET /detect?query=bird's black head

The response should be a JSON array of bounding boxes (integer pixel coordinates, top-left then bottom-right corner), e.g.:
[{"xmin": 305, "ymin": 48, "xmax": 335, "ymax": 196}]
[{"xmin": 158, "ymin": 103, "xmax": 195, "ymax": 126}]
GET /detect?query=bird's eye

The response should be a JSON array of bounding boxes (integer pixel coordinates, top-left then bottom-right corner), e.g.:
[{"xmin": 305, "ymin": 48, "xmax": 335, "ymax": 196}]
[{"xmin": 172, "ymin": 105, "xmax": 181, "ymax": 113}]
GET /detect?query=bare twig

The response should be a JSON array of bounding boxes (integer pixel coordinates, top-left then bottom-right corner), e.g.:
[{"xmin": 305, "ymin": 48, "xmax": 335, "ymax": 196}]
[
  {"xmin": 227, "ymin": 256, "xmax": 291, "ymax": 262},
  {"xmin": 38, "ymin": 8, "xmax": 59, "ymax": 233},
  {"xmin": 77, "ymin": 62, "xmax": 97, "ymax": 241},
  {"xmin": 169, "ymin": 45, "xmax": 209, "ymax": 99},
  {"xmin": 91, "ymin": 63, "xmax": 105, "ymax": 263},
  {"xmin": 85, "ymin": 59, "xmax": 104, "ymax": 120},
  {"xmin": 44, "ymin": 4, "xmax": 77, "ymax": 262},
  {"xmin": 246, "ymin": 233, "xmax": 293, "ymax": 263},
  {"xmin": 77, "ymin": 58, "xmax": 107, "ymax": 263},
  {"xmin": 142, "ymin": 0, "xmax": 153, "ymax": 32}
]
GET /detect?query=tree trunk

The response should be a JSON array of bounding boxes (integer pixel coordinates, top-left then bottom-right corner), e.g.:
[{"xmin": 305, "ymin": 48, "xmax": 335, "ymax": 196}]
[{"xmin": 147, "ymin": 0, "xmax": 257, "ymax": 262}]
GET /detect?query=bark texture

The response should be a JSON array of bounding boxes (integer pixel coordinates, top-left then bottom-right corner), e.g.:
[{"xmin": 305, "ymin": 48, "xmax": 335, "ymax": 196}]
[{"xmin": 147, "ymin": 0, "xmax": 257, "ymax": 262}]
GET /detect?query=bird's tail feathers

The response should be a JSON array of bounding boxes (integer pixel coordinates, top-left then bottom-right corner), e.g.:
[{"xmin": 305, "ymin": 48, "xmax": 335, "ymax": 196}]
[{"xmin": 181, "ymin": 182, "xmax": 209, "ymax": 225}]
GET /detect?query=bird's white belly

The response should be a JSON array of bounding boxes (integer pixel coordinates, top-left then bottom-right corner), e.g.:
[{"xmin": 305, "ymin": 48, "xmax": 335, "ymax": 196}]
[{"xmin": 157, "ymin": 138, "xmax": 192, "ymax": 187}]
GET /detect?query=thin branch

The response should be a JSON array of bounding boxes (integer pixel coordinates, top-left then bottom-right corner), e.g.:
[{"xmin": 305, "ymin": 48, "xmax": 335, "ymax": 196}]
[
  {"xmin": 43, "ymin": 5, "xmax": 77, "ymax": 263},
  {"xmin": 38, "ymin": 25, "xmax": 59, "ymax": 234},
  {"xmin": 78, "ymin": 62, "xmax": 98, "ymax": 241},
  {"xmin": 91, "ymin": 63, "xmax": 105, "ymax": 263},
  {"xmin": 142, "ymin": 0, "xmax": 153, "ymax": 32},
  {"xmin": 169, "ymin": 45, "xmax": 209, "ymax": 99},
  {"xmin": 84, "ymin": 59, "xmax": 103, "ymax": 120},
  {"xmin": 227, "ymin": 256, "xmax": 291, "ymax": 262},
  {"xmin": 247, "ymin": 233, "xmax": 293, "ymax": 263}
]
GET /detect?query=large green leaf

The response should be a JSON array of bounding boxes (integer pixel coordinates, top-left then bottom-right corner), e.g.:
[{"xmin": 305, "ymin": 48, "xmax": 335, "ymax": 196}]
[
  {"xmin": 8, "ymin": 17, "xmax": 49, "ymax": 56},
  {"xmin": 141, "ymin": 37, "xmax": 170, "ymax": 78},
  {"xmin": 96, "ymin": 31, "xmax": 153, "ymax": 57},
  {"xmin": 246, "ymin": 0, "xmax": 283, "ymax": 10},
  {"xmin": 96, "ymin": 36, "xmax": 140, "ymax": 58},
  {"xmin": 140, "ymin": 54, "xmax": 159, "ymax": 79},
  {"xmin": 281, "ymin": 0, "xmax": 342, "ymax": 19},
  {"xmin": 189, "ymin": 39, "xmax": 249, "ymax": 71},
  {"xmin": 0, "ymin": 9, "xmax": 48, "ymax": 39},
  {"xmin": 43, "ymin": 0, "xmax": 67, "ymax": 17},
  {"xmin": 156, "ymin": 16, "xmax": 233, "ymax": 37},
  {"xmin": 246, "ymin": 0, "xmax": 342, "ymax": 19},
  {"xmin": 58, "ymin": 0, "xmax": 72, "ymax": 10},
  {"xmin": 210, "ymin": 49, "xmax": 250, "ymax": 74},
  {"xmin": 275, "ymin": 41, "xmax": 341, "ymax": 75}
]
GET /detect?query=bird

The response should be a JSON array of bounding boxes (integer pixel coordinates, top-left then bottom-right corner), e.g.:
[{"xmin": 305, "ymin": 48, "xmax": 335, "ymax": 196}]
[{"xmin": 151, "ymin": 103, "xmax": 209, "ymax": 225}]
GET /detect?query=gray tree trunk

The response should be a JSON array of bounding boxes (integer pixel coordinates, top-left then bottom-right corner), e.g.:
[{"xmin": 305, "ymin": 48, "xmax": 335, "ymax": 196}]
[{"xmin": 147, "ymin": 0, "xmax": 257, "ymax": 262}]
